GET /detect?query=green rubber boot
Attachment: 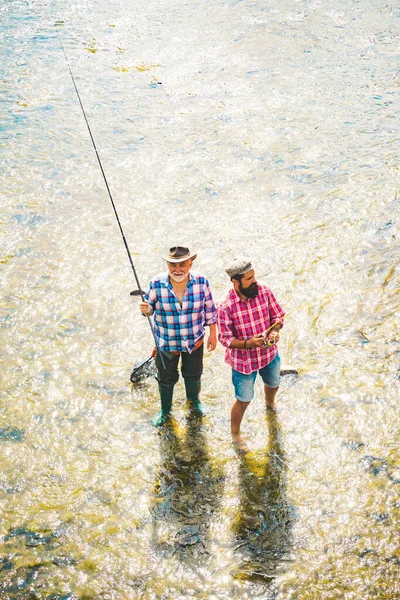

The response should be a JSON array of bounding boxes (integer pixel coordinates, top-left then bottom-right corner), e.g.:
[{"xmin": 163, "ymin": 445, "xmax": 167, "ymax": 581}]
[
  {"xmin": 152, "ymin": 385, "xmax": 173, "ymax": 427},
  {"xmin": 184, "ymin": 379, "xmax": 207, "ymax": 415}
]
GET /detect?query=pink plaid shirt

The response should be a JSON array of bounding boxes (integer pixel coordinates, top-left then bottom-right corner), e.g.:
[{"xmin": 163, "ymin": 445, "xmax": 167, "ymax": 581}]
[{"xmin": 217, "ymin": 283, "xmax": 285, "ymax": 374}]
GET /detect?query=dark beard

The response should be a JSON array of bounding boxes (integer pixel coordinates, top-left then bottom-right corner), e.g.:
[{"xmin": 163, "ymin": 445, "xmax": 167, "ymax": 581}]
[{"xmin": 240, "ymin": 281, "xmax": 259, "ymax": 299}]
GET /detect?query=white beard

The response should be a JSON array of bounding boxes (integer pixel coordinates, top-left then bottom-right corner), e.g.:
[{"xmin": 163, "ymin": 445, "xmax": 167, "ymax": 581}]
[{"xmin": 169, "ymin": 271, "xmax": 187, "ymax": 283}]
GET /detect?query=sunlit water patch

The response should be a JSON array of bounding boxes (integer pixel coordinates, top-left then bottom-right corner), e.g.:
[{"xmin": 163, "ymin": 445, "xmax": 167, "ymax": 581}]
[{"xmin": 1, "ymin": 0, "xmax": 399, "ymax": 598}]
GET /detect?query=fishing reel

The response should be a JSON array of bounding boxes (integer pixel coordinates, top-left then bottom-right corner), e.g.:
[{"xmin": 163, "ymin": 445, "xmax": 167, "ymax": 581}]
[{"xmin": 263, "ymin": 326, "xmax": 280, "ymax": 347}]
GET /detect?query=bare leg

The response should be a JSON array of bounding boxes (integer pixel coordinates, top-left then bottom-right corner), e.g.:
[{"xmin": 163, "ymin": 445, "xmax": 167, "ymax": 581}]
[
  {"xmin": 264, "ymin": 385, "xmax": 279, "ymax": 409},
  {"xmin": 231, "ymin": 399, "xmax": 250, "ymax": 445}
]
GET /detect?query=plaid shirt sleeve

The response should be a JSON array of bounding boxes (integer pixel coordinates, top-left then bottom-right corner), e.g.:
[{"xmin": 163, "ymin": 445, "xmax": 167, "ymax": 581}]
[
  {"xmin": 267, "ymin": 288, "xmax": 285, "ymax": 329},
  {"xmin": 217, "ymin": 303, "xmax": 235, "ymax": 348},
  {"xmin": 204, "ymin": 280, "xmax": 217, "ymax": 325},
  {"xmin": 144, "ymin": 280, "xmax": 157, "ymax": 312}
]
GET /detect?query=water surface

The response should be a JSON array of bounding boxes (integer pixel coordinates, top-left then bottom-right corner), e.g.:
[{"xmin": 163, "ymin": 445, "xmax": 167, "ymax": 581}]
[{"xmin": 1, "ymin": 0, "xmax": 399, "ymax": 598}]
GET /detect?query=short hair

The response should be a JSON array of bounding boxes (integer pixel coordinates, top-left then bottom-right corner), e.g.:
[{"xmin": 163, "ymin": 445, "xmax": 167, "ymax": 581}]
[{"xmin": 231, "ymin": 273, "xmax": 245, "ymax": 282}]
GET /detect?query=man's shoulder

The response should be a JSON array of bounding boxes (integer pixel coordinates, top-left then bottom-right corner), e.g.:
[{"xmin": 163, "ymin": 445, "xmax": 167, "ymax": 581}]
[
  {"xmin": 257, "ymin": 282, "xmax": 272, "ymax": 294},
  {"xmin": 190, "ymin": 270, "xmax": 210, "ymax": 285},
  {"xmin": 254, "ymin": 283, "xmax": 276, "ymax": 305},
  {"xmin": 218, "ymin": 288, "xmax": 237, "ymax": 311},
  {"xmin": 149, "ymin": 272, "xmax": 168, "ymax": 287}
]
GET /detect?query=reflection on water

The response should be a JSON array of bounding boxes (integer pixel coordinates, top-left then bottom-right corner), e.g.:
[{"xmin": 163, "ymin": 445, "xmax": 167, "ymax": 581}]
[
  {"xmin": 232, "ymin": 412, "xmax": 292, "ymax": 589},
  {"xmin": 151, "ymin": 415, "xmax": 225, "ymax": 561}
]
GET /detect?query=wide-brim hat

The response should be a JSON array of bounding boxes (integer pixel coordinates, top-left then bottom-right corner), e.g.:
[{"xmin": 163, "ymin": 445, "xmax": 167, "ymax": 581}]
[{"xmin": 162, "ymin": 246, "xmax": 197, "ymax": 263}]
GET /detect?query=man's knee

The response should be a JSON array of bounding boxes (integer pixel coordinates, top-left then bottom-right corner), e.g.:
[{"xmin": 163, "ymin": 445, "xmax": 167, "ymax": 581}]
[
  {"xmin": 181, "ymin": 362, "xmax": 203, "ymax": 381},
  {"xmin": 181, "ymin": 347, "xmax": 204, "ymax": 381},
  {"xmin": 233, "ymin": 398, "xmax": 251, "ymax": 411},
  {"xmin": 156, "ymin": 352, "xmax": 179, "ymax": 387},
  {"xmin": 264, "ymin": 384, "xmax": 279, "ymax": 394},
  {"xmin": 157, "ymin": 372, "xmax": 179, "ymax": 387}
]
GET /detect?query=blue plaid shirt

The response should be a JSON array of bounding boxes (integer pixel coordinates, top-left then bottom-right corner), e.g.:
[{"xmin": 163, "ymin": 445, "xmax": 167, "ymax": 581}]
[{"xmin": 144, "ymin": 271, "xmax": 217, "ymax": 353}]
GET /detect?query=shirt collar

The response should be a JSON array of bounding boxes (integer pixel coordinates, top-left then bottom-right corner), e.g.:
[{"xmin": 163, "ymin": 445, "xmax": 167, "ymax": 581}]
[
  {"xmin": 230, "ymin": 288, "xmax": 242, "ymax": 303},
  {"xmin": 230, "ymin": 287, "xmax": 253, "ymax": 304}
]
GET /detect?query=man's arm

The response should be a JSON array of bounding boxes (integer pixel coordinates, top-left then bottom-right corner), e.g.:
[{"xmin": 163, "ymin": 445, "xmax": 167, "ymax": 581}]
[
  {"xmin": 268, "ymin": 289, "xmax": 285, "ymax": 329},
  {"xmin": 204, "ymin": 280, "xmax": 217, "ymax": 326},
  {"xmin": 139, "ymin": 283, "xmax": 156, "ymax": 316},
  {"xmin": 207, "ymin": 323, "xmax": 217, "ymax": 351},
  {"xmin": 217, "ymin": 306, "xmax": 265, "ymax": 349},
  {"xmin": 264, "ymin": 288, "xmax": 285, "ymax": 344},
  {"xmin": 217, "ymin": 305, "xmax": 235, "ymax": 348},
  {"xmin": 230, "ymin": 334, "xmax": 265, "ymax": 349},
  {"xmin": 204, "ymin": 280, "xmax": 217, "ymax": 351}
]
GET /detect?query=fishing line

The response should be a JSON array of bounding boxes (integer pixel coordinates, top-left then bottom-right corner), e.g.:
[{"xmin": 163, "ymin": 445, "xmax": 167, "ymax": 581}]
[{"xmin": 58, "ymin": 34, "xmax": 165, "ymax": 369}]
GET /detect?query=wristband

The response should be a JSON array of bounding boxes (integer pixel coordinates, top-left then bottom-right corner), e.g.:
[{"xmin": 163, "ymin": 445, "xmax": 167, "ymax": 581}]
[{"xmin": 244, "ymin": 339, "xmax": 248, "ymax": 349}]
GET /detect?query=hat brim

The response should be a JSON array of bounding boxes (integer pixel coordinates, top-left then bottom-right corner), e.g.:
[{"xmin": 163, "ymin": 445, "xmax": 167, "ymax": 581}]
[{"xmin": 162, "ymin": 253, "xmax": 197, "ymax": 263}]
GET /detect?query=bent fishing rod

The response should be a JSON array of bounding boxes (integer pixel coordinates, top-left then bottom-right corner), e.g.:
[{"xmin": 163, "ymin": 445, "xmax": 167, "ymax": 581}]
[{"xmin": 58, "ymin": 34, "xmax": 165, "ymax": 369}]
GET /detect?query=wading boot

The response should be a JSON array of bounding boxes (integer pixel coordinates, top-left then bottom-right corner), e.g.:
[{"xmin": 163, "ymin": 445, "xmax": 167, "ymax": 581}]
[
  {"xmin": 152, "ymin": 385, "xmax": 173, "ymax": 427},
  {"xmin": 184, "ymin": 379, "xmax": 207, "ymax": 415}
]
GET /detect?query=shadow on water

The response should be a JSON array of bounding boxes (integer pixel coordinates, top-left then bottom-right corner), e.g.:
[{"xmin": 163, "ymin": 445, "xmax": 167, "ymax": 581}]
[
  {"xmin": 231, "ymin": 411, "xmax": 294, "ymax": 590},
  {"xmin": 150, "ymin": 413, "xmax": 225, "ymax": 563}
]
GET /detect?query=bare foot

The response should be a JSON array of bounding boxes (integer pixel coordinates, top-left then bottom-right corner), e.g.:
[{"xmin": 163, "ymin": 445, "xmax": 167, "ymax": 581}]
[{"xmin": 232, "ymin": 433, "xmax": 250, "ymax": 453}]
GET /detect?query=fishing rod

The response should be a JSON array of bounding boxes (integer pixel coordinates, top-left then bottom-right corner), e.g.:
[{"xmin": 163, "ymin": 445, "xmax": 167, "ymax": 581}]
[{"xmin": 58, "ymin": 34, "xmax": 165, "ymax": 369}]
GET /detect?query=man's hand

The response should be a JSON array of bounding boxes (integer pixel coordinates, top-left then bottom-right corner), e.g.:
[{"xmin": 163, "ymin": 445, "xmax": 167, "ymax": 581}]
[
  {"xmin": 139, "ymin": 301, "xmax": 152, "ymax": 316},
  {"xmin": 266, "ymin": 330, "xmax": 280, "ymax": 346},
  {"xmin": 247, "ymin": 333, "xmax": 266, "ymax": 349},
  {"xmin": 207, "ymin": 331, "xmax": 217, "ymax": 351}
]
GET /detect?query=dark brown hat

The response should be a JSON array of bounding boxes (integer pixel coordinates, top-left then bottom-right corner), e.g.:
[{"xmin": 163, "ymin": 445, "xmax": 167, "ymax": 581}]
[{"xmin": 162, "ymin": 246, "xmax": 197, "ymax": 263}]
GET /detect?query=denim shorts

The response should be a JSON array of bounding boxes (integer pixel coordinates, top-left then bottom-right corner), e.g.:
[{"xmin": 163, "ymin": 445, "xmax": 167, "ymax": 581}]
[{"xmin": 232, "ymin": 354, "xmax": 281, "ymax": 402}]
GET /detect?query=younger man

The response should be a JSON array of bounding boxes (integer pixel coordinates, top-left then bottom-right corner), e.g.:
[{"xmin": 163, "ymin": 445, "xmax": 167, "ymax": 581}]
[{"xmin": 217, "ymin": 258, "xmax": 285, "ymax": 446}]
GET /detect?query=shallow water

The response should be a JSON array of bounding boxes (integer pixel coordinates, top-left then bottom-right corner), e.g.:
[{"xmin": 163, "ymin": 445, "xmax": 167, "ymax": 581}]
[{"xmin": 1, "ymin": 0, "xmax": 399, "ymax": 598}]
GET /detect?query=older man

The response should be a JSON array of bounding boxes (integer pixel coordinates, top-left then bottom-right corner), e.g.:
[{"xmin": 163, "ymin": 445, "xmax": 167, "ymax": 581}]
[
  {"xmin": 217, "ymin": 258, "xmax": 285, "ymax": 446},
  {"xmin": 140, "ymin": 246, "xmax": 217, "ymax": 426}
]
